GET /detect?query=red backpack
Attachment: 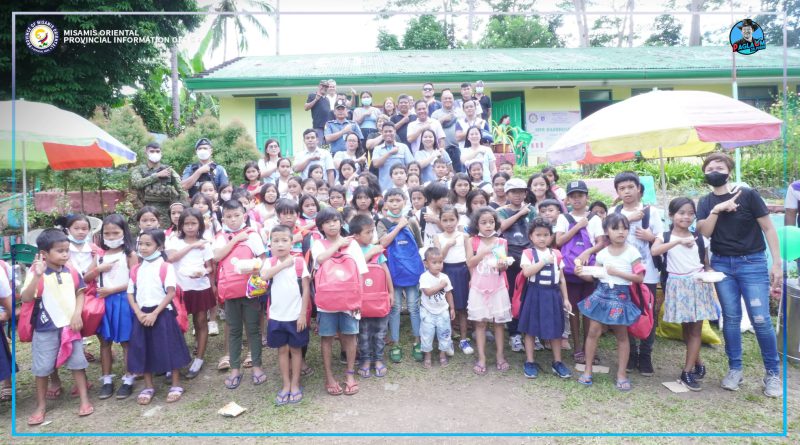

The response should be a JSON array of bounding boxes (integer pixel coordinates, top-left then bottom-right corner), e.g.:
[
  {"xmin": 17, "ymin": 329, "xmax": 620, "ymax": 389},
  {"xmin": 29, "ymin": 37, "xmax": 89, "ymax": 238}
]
[
  {"xmin": 216, "ymin": 228, "xmax": 258, "ymax": 302},
  {"xmin": 314, "ymin": 239, "xmax": 362, "ymax": 312},
  {"xmin": 511, "ymin": 248, "xmax": 563, "ymax": 318},
  {"xmin": 74, "ymin": 245, "xmax": 106, "ymax": 337},
  {"xmin": 361, "ymin": 253, "xmax": 391, "ymax": 318},
  {"xmin": 130, "ymin": 261, "xmax": 189, "ymax": 333},
  {"xmin": 627, "ymin": 282, "xmax": 654, "ymax": 340},
  {"xmin": 17, "ymin": 264, "xmax": 82, "ymax": 343}
]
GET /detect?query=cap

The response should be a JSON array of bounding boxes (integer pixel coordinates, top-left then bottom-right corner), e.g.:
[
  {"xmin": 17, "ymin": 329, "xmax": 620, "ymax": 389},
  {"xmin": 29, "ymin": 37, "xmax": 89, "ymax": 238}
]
[
  {"xmin": 504, "ymin": 178, "xmax": 527, "ymax": 193},
  {"xmin": 566, "ymin": 180, "xmax": 589, "ymax": 195},
  {"xmin": 195, "ymin": 138, "xmax": 212, "ymax": 150},
  {"xmin": 538, "ymin": 198, "xmax": 562, "ymax": 210},
  {"xmin": 335, "ymin": 98, "xmax": 347, "ymax": 108}
]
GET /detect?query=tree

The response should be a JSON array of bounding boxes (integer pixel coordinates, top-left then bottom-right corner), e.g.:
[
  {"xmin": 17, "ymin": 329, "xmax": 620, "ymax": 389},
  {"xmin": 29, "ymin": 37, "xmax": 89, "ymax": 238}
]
[
  {"xmin": 402, "ymin": 14, "xmax": 454, "ymax": 49},
  {"xmin": 644, "ymin": 14, "xmax": 684, "ymax": 46},
  {"xmin": 589, "ymin": 16, "xmax": 623, "ymax": 47},
  {"xmin": 377, "ymin": 29, "xmax": 402, "ymax": 50},
  {"xmin": 480, "ymin": 15, "xmax": 563, "ymax": 48},
  {"xmin": 756, "ymin": 0, "xmax": 800, "ymax": 48},
  {"xmin": 202, "ymin": 0, "xmax": 273, "ymax": 62},
  {"xmin": 0, "ymin": 1, "xmax": 201, "ymax": 117}
]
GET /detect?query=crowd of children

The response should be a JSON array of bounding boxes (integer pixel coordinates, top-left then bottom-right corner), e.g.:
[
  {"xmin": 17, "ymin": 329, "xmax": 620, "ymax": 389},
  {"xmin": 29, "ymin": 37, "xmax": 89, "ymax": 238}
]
[{"xmin": 4, "ymin": 146, "xmax": 782, "ymax": 427}]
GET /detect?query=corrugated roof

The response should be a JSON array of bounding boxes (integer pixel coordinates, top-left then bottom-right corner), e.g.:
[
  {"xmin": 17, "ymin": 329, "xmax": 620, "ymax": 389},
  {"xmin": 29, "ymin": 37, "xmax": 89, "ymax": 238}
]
[{"xmin": 185, "ymin": 46, "xmax": 800, "ymax": 90}]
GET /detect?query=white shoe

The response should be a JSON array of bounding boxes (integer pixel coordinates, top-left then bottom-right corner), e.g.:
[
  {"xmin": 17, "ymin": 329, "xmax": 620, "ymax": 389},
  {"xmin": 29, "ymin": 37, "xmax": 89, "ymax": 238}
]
[
  {"xmin": 509, "ymin": 334, "xmax": 523, "ymax": 352},
  {"xmin": 533, "ymin": 338, "xmax": 544, "ymax": 351},
  {"xmin": 208, "ymin": 321, "xmax": 219, "ymax": 336}
]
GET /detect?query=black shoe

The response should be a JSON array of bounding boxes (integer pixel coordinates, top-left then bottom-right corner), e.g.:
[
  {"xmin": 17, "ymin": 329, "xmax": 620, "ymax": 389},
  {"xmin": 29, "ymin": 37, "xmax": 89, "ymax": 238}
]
[
  {"xmin": 692, "ymin": 363, "xmax": 706, "ymax": 381},
  {"xmin": 680, "ymin": 371, "xmax": 702, "ymax": 391},
  {"xmin": 626, "ymin": 351, "xmax": 638, "ymax": 372},
  {"xmin": 116, "ymin": 383, "xmax": 133, "ymax": 400},
  {"xmin": 638, "ymin": 355, "xmax": 654, "ymax": 377},
  {"xmin": 98, "ymin": 382, "xmax": 114, "ymax": 400}
]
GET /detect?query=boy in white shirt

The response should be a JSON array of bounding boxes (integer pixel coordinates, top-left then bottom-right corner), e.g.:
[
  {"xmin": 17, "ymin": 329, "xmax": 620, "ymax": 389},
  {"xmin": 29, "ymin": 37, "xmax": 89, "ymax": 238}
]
[{"xmin": 419, "ymin": 247, "xmax": 456, "ymax": 368}]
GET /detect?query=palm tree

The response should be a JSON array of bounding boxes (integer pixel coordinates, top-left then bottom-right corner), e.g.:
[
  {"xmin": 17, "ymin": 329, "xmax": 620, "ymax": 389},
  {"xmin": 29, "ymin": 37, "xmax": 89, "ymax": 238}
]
[{"xmin": 203, "ymin": 0, "xmax": 274, "ymax": 62}]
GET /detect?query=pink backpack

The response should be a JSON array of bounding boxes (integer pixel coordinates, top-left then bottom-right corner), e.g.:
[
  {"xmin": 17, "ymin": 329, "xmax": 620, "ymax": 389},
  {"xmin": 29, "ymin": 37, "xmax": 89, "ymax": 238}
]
[
  {"xmin": 130, "ymin": 261, "xmax": 188, "ymax": 333},
  {"xmin": 314, "ymin": 239, "xmax": 362, "ymax": 312},
  {"xmin": 361, "ymin": 252, "xmax": 391, "ymax": 318},
  {"xmin": 216, "ymin": 228, "xmax": 257, "ymax": 302}
]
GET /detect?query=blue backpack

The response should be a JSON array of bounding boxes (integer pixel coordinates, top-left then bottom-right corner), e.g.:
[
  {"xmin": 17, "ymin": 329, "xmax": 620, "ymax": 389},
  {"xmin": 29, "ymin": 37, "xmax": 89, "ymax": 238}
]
[{"xmin": 380, "ymin": 218, "xmax": 425, "ymax": 287}]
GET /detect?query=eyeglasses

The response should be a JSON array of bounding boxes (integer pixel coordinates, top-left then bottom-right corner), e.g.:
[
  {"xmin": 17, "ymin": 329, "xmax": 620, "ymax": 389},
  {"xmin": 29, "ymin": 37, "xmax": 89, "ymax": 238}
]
[{"xmin": 422, "ymin": 88, "xmax": 433, "ymax": 91}]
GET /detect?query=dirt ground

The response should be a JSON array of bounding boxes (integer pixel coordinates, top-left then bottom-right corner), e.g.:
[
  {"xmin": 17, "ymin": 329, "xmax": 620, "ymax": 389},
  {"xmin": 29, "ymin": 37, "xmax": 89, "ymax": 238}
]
[{"xmin": 2, "ymin": 322, "xmax": 799, "ymax": 444}]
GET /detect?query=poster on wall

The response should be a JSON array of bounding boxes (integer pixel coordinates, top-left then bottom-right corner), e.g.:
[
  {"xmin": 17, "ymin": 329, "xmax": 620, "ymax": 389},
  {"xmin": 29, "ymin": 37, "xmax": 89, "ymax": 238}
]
[{"xmin": 525, "ymin": 111, "xmax": 582, "ymax": 156}]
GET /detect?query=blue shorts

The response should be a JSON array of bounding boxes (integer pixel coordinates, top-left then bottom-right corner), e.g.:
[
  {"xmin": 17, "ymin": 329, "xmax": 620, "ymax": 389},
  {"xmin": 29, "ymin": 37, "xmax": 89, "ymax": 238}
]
[
  {"xmin": 267, "ymin": 319, "xmax": 309, "ymax": 349},
  {"xmin": 317, "ymin": 312, "xmax": 359, "ymax": 337}
]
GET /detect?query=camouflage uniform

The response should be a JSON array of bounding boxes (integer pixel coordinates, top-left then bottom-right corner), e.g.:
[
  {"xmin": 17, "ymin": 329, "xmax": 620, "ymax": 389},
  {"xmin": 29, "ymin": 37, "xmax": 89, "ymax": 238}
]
[{"xmin": 130, "ymin": 163, "xmax": 188, "ymax": 226}]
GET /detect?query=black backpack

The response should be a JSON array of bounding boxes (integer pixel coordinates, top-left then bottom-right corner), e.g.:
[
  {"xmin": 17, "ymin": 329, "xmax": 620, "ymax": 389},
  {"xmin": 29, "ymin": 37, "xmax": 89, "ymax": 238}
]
[{"xmin": 658, "ymin": 230, "xmax": 706, "ymax": 286}]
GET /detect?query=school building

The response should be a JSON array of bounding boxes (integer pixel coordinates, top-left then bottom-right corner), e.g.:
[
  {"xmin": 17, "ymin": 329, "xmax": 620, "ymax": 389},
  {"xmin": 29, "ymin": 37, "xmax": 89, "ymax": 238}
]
[{"xmin": 184, "ymin": 46, "xmax": 800, "ymax": 158}]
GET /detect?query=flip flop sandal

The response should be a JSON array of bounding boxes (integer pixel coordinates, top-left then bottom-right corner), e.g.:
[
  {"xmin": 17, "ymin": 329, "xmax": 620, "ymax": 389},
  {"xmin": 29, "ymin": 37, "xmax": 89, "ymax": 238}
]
[
  {"xmin": 289, "ymin": 389, "xmax": 303, "ymax": 404},
  {"xmin": 0, "ymin": 386, "xmax": 12, "ymax": 402},
  {"xmin": 325, "ymin": 382, "xmax": 343, "ymax": 396},
  {"xmin": 343, "ymin": 381, "xmax": 359, "ymax": 396},
  {"xmin": 274, "ymin": 391, "xmax": 290, "ymax": 406},
  {"xmin": 251, "ymin": 372, "xmax": 267, "ymax": 386},
  {"xmin": 166, "ymin": 386, "xmax": 184, "ymax": 402},
  {"xmin": 137, "ymin": 388, "xmax": 155, "ymax": 405},
  {"xmin": 573, "ymin": 351, "xmax": 586, "ymax": 365},
  {"xmin": 45, "ymin": 385, "xmax": 63, "ymax": 400},
  {"xmin": 412, "ymin": 343, "xmax": 424, "ymax": 362},
  {"xmin": 78, "ymin": 404, "xmax": 95, "ymax": 417},
  {"xmin": 389, "ymin": 346, "xmax": 403, "ymax": 363},
  {"xmin": 496, "ymin": 360, "xmax": 510, "ymax": 372},
  {"xmin": 423, "ymin": 358, "xmax": 432, "ymax": 369},
  {"xmin": 27, "ymin": 410, "xmax": 46, "ymax": 426},
  {"xmin": 440, "ymin": 356, "xmax": 450, "ymax": 367},
  {"xmin": 243, "ymin": 352, "xmax": 253, "ymax": 368},
  {"xmin": 217, "ymin": 355, "xmax": 231, "ymax": 371},
  {"xmin": 300, "ymin": 366, "xmax": 315, "ymax": 377},
  {"xmin": 615, "ymin": 378, "xmax": 632, "ymax": 392},
  {"xmin": 373, "ymin": 365, "xmax": 388, "ymax": 378},
  {"xmin": 472, "ymin": 363, "xmax": 487, "ymax": 376},
  {"xmin": 577, "ymin": 374, "xmax": 593, "ymax": 386},
  {"xmin": 224, "ymin": 374, "xmax": 242, "ymax": 390},
  {"xmin": 357, "ymin": 366, "xmax": 371, "ymax": 378},
  {"xmin": 71, "ymin": 382, "xmax": 94, "ymax": 398}
]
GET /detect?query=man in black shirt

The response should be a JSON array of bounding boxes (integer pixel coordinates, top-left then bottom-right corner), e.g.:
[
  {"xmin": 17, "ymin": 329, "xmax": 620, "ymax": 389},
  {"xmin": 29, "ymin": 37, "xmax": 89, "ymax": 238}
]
[
  {"xmin": 305, "ymin": 80, "xmax": 332, "ymax": 142},
  {"xmin": 390, "ymin": 94, "xmax": 416, "ymax": 146}
]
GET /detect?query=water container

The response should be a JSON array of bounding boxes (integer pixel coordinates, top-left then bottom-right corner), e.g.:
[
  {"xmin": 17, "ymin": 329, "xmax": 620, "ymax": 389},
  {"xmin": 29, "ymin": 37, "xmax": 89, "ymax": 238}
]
[{"xmin": 777, "ymin": 279, "xmax": 800, "ymax": 364}]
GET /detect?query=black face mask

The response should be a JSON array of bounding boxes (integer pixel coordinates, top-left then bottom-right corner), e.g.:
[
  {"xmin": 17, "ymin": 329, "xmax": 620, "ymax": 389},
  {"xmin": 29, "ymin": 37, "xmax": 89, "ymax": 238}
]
[{"xmin": 704, "ymin": 171, "xmax": 729, "ymax": 187}]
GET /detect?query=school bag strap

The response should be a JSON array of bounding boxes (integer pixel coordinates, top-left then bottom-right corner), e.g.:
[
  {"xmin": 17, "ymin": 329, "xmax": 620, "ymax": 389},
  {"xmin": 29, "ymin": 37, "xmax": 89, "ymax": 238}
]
[
  {"xmin": 216, "ymin": 227, "xmax": 257, "ymax": 262},
  {"xmin": 614, "ymin": 205, "xmax": 651, "ymax": 230},
  {"xmin": 661, "ymin": 230, "xmax": 706, "ymax": 272}
]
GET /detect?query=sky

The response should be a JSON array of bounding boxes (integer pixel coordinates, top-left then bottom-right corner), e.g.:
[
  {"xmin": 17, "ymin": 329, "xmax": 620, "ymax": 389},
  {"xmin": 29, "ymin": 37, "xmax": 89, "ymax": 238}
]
[{"xmin": 185, "ymin": 0, "xmax": 773, "ymax": 68}]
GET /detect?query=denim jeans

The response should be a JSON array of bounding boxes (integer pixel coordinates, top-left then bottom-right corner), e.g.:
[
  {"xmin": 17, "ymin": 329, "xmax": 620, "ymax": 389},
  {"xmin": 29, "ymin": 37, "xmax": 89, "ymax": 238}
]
[
  {"xmin": 629, "ymin": 283, "xmax": 658, "ymax": 357},
  {"xmin": 358, "ymin": 316, "xmax": 389, "ymax": 363},
  {"xmin": 712, "ymin": 252, "xmax": 780, "ymax": 374},
  {"xmin": 389, "ymin": 285, "xmax": 421, "ymax": 343},
  {"xmin": 419, "ymin": 307, "xmax": 453, "ymax": 353}
]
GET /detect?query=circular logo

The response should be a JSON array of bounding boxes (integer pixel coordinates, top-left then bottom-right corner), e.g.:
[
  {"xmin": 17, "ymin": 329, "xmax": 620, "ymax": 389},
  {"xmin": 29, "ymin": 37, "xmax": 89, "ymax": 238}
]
[
  {"xmin": 26, "ymin": 20, "xmax": 59, "ymax": 55},
  {"xmin": 364, "ymin": 278, "xmax": 373, "ymax": 287},
  {"xmin": 729, "ymin": 18, "xmax": 765, "ymax": 56}
]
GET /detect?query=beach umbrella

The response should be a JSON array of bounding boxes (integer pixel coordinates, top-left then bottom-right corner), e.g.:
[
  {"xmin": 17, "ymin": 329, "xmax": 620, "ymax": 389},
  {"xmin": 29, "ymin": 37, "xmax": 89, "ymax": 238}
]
[{"xmin": 0, "ymin": 100, "xmax": 137, "ymax": 237}]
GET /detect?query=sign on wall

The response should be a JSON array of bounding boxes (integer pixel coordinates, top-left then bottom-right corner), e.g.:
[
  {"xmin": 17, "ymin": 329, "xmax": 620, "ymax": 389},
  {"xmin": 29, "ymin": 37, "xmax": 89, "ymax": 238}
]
[{"xmin": 525, "ymin": 111, "xmax": 581, "ymax": 156}]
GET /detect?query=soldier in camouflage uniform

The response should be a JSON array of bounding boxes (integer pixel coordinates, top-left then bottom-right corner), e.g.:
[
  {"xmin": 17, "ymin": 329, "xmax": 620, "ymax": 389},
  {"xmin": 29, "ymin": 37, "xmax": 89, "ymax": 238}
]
[{"xmin": 130, "ymin": 142, "xmax": 188, "ymax": 226}]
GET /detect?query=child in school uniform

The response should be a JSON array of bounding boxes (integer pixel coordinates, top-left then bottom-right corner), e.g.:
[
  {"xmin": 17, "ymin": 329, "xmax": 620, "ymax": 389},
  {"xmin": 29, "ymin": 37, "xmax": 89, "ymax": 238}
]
[
  {"xmin": 127, "ymin": 229, "xmax": 191, "ymax": 405},
  {"xmin": 433, "ymin": 205, "xmax": 472, "ymax": 354}
]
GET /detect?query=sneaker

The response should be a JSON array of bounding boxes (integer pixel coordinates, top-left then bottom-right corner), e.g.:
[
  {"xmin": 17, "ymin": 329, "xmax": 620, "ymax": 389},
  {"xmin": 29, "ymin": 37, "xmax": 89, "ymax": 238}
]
[
  {"xmin": 721, "ymin": 369, "xmax": 744, "ymax": 391},
  {"xmin": 692, "ymin": 363, "xmax": 706, "ymax": 381},
  {"xmin": 208, "ymin": 321, "xmax": 219, "ymax": 336},
  {"xmin": 680, "ymin": 371, "xmax": 702, "ymax": 392},
  {"xmin": 523, "ymin": 362, "xmax": 540, "ymax": 379},
  {"xmin": 626, "ymin": 350, "xmax": 639, "ymax": 372},
  {"xmin": 459, "ymin": 339, "xmax": 474, "ymax": 355},
  {"xmin": 445, "ymin": 347, "xmax": 455, "ymax": 357},
  {"xmin": 533, "ymin": 338, "xmax": 544, "ymax": 351},
  {"xmin": 116, "ymin": 383, "xmax": 133, "ymax": 399},
  {"xmin": 638, "ymin": 354, "xmax": 654, "ymax": 377},
  {"xmin": 551, "ymin": 361, "xmax": 572, "ymax": 379},
  {"xmin": 509, "ymin": 334, "xmax": 523, "ymax": 353},
  {"xmin": 763, "ymin": 372, "xmax": 783, "ymax": 398},
  {"xmin": 98, "ymin": 382, "xmax": 115, "ymax": 400}
]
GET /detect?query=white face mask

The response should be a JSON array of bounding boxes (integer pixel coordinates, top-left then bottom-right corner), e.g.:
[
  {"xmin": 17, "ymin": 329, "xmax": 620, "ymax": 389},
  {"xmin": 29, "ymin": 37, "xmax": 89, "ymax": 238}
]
[
  {"xmin": 197, "ymin": 149, "xmax": 211, "ymax": 161},
  {"xmin": 220, "ymin": 192, "xmax": 232, "ymax": 201},
  {"xmin": 475, "ymin": 87, "xmax": 484, "ymax": 94},
  {"xmin": 104, "ymin": 237, "xmax": 124, "ymax": 249},
  {"xmin": 147, "ymin": 152, "xmax": 162, "ymax": 163}
]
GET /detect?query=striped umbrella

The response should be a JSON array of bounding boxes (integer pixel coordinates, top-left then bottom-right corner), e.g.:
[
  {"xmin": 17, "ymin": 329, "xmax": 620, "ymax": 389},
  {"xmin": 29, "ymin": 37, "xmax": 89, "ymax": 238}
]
[{"xmin": 0, "ymin": 100, "xmax": 137, "ymax": 237}]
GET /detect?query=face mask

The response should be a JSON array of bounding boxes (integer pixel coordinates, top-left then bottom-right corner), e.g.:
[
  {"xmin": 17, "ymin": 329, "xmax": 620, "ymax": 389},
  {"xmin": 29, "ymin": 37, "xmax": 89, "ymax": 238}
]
[
  {"xmin": 147, "ymin": 153, "xmax": 162, "ymax": 163},
  {"xmin": 139, "ymin": 251, "xmax": 162, "ymax": 262},
  {"xmin": 478, "ymin": 231, "xmax": 498, "ymax": 238},
  {"xmin": 67, "ymin": 234, "xmax": 86, "ymax": 245},
  {"xmin": 302, "ymin": 212, "xmax": 316, "ymax": 220},
  {"xmin": 704, "ymin": 171, "xmax": 729, "ymax": 187},
  {"xmin": 387, "ymin": 210, "xmax": 403, "ymax": 218},
  {"xmin": 196, "ymin": 149, "xmax": 211, "ymax": 161},
  {"xmin": 475, "ymin": 87, "xmax": 484, "ymax": 93},
  {"xmin": 342, "ymin": 223, "xmax": 350, "ymax": 233},
  {"xmin": 223, "ymin": 222, "xmax": 246, "ymax": 233},
  {"xmin": 361, "ymin": 98, "xmax": 372, "ymax": 106},
  {"xmin": 220, "ymin": 192, "xmax": 232, "ymax": 201},
  {"xmin": 317, "ymin": 194, "xmax": 329, "ymax": 203},
  {"xmin": 104, "ymin": 237, "xmax": 124, "ymax": 249}
]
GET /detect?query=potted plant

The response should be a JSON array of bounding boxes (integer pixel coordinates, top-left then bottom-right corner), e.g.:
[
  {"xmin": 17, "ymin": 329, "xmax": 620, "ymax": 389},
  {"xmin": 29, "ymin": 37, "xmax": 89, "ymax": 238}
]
[{"xmin": 490, "ymin": 120, "xmax": 514, "ymax": 154}]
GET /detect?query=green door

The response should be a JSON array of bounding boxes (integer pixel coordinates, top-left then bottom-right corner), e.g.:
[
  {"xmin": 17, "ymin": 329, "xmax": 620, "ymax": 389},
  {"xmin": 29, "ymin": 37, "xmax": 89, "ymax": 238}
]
[
  {"xmin": 491, "ymin": 95, "xmax": 523, "ymax": 127},
  {"xmin": 256, "ymin": 108, "xmax": 293, "ymax": 157}
]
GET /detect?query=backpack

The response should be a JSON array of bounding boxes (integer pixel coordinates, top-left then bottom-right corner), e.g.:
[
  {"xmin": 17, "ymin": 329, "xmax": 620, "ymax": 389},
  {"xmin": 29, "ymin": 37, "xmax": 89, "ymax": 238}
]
[
  {"xmin": 614, "ymin": 205, "xmax": 661, "ymax": 270},
  {"xmin": 216, "ymin": 228, "xmax": 258, "ymax": 302},
  {"xmin": 17, "ymin": 265, "xmax": 82, "ymax": 343},
  {"xmin": 314, "ymin": 239, "xmax": 363, "ymax": 312},
  {"xmin": 511, "ymin": 249, "xmax": 563, "ymax": 318},
  {"xmin": 361, "ymin": 253, "xmax": 391, "ymax": 318},
  {"xmin": 561, "ymin": 214, "xmax": 597, "ymax": 283},
  {"xmin": 130, "ymin": 261, "xmax": 188, "ymax": 333},
  {"xmin": 657, "ymin": 230, "xmax": 706, "ymax": 286},
  {"xmin": 380, "ymin": 218, "xmax": 425, "ymax": 287},
  {"xmin": 627, "ymin": 282, "xmax": 655, "ymax": 340},
  {"xmin": 265, "ymin": 256, "xmax": 311, "ymax": 323}
]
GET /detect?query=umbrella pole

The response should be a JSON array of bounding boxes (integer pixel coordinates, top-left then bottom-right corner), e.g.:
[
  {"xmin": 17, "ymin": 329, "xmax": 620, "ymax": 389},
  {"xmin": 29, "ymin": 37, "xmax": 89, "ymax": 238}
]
[
  {"xmin": 659, "ymin": 146, "xmax": 668, "ymax": 214},
  {"xmin": 22, "ymin": 142, "xmax": 28, "ymax": 240}
]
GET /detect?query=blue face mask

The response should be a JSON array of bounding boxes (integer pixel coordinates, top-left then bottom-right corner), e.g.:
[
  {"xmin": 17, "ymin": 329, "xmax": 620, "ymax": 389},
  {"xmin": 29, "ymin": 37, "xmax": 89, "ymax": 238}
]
[
  {"xmin": 68, "ymin": 235, "xmax": 86, "ymax": 245},
  {"xmin": 387, "ymin": 210, "xmax": 403, "ymax": 218},
  {"xmin": 139, "ymin": 251, "xmax": 162, "ymax": 262},
  {"xmin": 302, "ymin": 212, "xmax": 316, "ymax": 220}
]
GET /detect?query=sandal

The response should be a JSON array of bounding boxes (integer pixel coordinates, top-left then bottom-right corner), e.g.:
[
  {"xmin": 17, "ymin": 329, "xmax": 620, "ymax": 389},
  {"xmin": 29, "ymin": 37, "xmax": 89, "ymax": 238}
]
[
  {"xmin": 440, "ymin": 356, "xmax": 449, "ymax": 367},
  {"xmin": 615, "ymin": 378, "xmax": 632, "ymax": 392},
  {"xmin": 45, "ymin": 385, "xmax": 63, "ymax": 400},
  {"xmin": 243, "ymin": 352, "xmax": 253, "ymax": 368},
  {"xmin": 325, "ymin": 381, "xmax": 343, "ymax": 396},
  {"xmin": 289, "ymin": 389, "xmax": 303, "ymax": 404},
  {"xmin": 274, "ymin": 390, "xmax": 290, "ymax": 406},
  {"xmin": 251, "ymin": 372, "xmax": 267, "ymax": 386},
  {"xmin": 300, "ymin": 366, "xmax": 314, "ymax": 377},
  {"xmin": 137, "ymin": 388, "xmax": 155, "ymax": 405},
  {"xmin": 573, "ymin": 351, "xmax": 586, "ymax": 365},
  {"xmin": 344, "ymin": 380, "xmax": 359, "ymax": 396},
  {"xmin": 166, "ymin": 386, "xmax": 184, "ymax": 402},
  {"xmin": 225, "ymin": 373, "xmax": 242, "ymax": 390},
  {"xmin": 0, "ymin": 386, "xmax": 12, "ymax": 402},
  {"xmin": 412, "ymin": 343, "xmax": 424, "ymax": 362},
  {"xmin": 374, "ymin": 364, "xmax": 388, "ymax": 378},
  {"xmin": 84, "ymin": 351, "xmax": 96, "ymax": 362},
  {"xmin": 78, "ymin": 404, "xmax": 95, "ymax": 417},
  {"xmin": 577, "ymin": 374, "xmax": 593, "ymax": 386},
  {"xmin": 496, "ymin": 360, "xmax": 510, "ymax": 372},
  {"xmin": 217, "ymin": 355, "xmax": 231, "ymax": 371},
  {"xmin": 71, "ymin": 382, "xmax": 94, "ymax": 398},
  {"xmin": 389, "ymin": 345, "xmax": 403, "ymax": 363},
  {"xmin": 473, "ymin": 362, "xmax": 487, "ymax": 376},
  {"xmin": 27, "ymin": 409, "xmax": 46, "ymax": 426},
  {"xmin": 357, "ymin": 366, "xmax": 371, "ymax": 378},
  {"xmin": 423, "ymin": 357, "xmax": 432, "ymax": 369}
]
